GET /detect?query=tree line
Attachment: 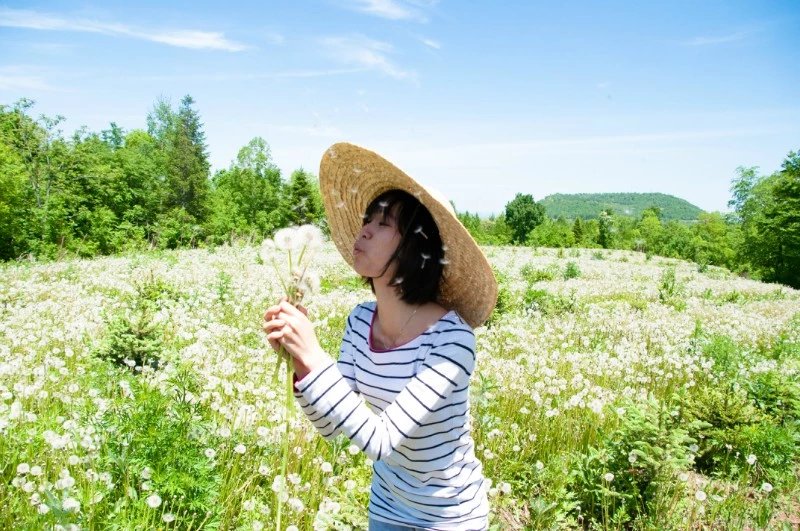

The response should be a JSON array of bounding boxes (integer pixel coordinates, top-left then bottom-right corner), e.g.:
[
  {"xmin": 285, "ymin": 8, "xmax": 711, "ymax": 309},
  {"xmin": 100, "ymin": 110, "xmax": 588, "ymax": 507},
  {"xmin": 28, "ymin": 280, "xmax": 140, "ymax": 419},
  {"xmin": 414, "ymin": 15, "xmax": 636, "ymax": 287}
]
[
  {"xmin": 0, "ymin": 97, "xmax": 324, "ymax": 260},
  {"xmin": 458, "ymin": 151, "xmax": 800, "ymax": 289},
  {"xmin": 1, "ymin": 97, "xmax": 797, "ymax": 288}
]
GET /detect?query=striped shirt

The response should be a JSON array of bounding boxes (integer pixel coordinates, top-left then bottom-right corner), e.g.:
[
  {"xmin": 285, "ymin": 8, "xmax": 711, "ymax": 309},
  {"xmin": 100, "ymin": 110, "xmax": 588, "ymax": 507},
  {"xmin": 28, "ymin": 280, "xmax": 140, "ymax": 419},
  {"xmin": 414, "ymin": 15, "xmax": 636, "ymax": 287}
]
[{"xmin": 294, "ymin": 302, "xmax": 489, "ymax": 530}]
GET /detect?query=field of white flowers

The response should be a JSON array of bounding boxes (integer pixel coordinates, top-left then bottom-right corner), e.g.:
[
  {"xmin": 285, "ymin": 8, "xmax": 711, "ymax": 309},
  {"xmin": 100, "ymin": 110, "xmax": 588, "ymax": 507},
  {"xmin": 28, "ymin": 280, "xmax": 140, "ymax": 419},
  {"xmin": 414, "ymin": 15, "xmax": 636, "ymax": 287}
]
[{"xmin": 1, "ymin": 242, "xmax": 799, "ymax": 530}]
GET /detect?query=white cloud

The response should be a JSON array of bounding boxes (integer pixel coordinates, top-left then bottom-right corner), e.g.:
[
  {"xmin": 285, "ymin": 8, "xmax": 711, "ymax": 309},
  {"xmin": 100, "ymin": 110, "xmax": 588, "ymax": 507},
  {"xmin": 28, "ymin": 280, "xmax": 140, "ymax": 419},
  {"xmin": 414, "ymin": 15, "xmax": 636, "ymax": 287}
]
[
  {"xmin": 680, "ymin": 30, "xmax": 752, "ymax": 46},
  {"xmin": 334, "ymin": 0, "xmax": 433, "ymax": 22},
  {"xmin": 420, "ymin": 37, "xmax": 440, "ymax": 49},
  {"xmin": 320, "ymin": 35, "xmax": 416, "ymax": 81},
  {"xmin": 0, "ymin": 7, "xmax": 248, "ymax": 51},
  {"xmin": 0, "ymin": 66, "xmax": 53, "ymax": 91}
]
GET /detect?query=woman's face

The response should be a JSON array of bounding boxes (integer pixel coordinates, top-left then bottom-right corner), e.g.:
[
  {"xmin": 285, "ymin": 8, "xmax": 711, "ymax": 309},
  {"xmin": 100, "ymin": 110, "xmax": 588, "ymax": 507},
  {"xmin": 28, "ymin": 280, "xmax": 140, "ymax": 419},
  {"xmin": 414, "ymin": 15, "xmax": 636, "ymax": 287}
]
[{"xmin": 353, "ymin": 205, "xmax": 401, "ymax": 281}]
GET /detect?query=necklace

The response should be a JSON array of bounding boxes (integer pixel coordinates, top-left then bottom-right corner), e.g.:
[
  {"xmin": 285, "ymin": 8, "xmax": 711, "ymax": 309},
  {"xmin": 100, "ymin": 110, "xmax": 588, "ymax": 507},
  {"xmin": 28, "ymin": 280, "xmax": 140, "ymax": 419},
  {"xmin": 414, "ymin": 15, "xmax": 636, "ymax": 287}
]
[{"xmin": 376, "ymin": 306, "xmax": 419, "ymax": 350}]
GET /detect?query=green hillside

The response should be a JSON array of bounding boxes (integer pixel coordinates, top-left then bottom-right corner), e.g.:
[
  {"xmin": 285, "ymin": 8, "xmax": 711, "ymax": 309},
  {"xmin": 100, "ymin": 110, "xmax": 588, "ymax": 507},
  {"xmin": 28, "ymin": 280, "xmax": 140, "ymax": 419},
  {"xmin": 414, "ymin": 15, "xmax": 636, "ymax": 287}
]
[{"xmin": 540, "ymin": 192, "xmax": 705, "ymax": 220}]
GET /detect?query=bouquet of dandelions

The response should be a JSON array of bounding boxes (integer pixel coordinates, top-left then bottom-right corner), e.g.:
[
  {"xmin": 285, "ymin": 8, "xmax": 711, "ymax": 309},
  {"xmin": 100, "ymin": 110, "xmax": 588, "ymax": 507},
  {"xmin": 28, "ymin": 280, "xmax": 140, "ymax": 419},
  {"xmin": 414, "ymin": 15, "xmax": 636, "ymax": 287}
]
[{"xmin": 260, "ymin": 224, "xmax": 323, "ymax": 530}]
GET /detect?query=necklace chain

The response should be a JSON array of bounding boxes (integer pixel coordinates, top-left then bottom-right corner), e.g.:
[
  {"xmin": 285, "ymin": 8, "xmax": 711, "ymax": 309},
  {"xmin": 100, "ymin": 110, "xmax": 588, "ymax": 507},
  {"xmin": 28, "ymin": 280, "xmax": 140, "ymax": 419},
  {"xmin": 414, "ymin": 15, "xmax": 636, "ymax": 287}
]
[{"xmin": 377, "ymin": 306, "xmax": 419, "ymax": 349}]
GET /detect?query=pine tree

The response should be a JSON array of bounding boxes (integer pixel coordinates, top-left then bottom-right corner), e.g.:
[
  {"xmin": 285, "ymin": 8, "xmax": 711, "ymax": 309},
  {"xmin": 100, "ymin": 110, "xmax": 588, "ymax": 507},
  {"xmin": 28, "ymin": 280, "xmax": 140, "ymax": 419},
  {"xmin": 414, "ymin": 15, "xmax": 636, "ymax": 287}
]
[
  {"xmin": 164, "ymin": 96, "xmax": 210, "ymax": 221},
  {"xmin": 283, "ymin": 168, "xmax": 322, "ymax": 226}
]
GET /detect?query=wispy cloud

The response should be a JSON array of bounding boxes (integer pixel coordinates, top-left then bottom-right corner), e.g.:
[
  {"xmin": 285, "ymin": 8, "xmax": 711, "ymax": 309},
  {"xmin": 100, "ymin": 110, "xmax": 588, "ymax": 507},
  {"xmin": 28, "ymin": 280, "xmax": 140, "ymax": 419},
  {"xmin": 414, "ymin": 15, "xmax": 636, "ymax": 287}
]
[
  {"xmin": 0, "ymin": 66, "xmax": 53, "ymax": 91},
  {"xmin": 0, "ymin": 7, "xmax": 248, "ymax": 51},
  {"xmin": 121, "ymin": 68, "xmax": 365, "ymax": 83},
  {"xmin": 333, "ymin": 0, "xmax": 435, "ymax": 22},
  {"xmin": 419, "ymin": 37, "xmax": 441, "ymax": 49},
  {"xmin": 320, "ymin": 35, "xmax": 416, "ymax": 81},
  {"xmin": 680, "ymin": 30, "xmax": 753, "ymax": 46}
]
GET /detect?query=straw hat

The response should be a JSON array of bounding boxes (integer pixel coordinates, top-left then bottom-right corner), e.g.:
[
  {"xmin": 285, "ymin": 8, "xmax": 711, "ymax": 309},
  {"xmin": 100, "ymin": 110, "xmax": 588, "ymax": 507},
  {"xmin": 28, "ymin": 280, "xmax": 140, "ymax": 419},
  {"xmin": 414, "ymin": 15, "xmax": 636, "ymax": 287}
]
[{"xmin": 318, "ymin": 142, "xmax": 498, "ymax": 328}]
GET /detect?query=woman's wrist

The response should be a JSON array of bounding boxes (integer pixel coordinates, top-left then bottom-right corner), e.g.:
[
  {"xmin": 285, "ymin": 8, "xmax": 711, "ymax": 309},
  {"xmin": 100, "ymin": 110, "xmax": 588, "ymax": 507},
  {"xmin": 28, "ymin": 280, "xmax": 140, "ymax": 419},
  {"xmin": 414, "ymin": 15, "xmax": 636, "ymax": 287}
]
[{"xmin": 293, "ymin": 348, "xmax": 331, "ymax": 381}]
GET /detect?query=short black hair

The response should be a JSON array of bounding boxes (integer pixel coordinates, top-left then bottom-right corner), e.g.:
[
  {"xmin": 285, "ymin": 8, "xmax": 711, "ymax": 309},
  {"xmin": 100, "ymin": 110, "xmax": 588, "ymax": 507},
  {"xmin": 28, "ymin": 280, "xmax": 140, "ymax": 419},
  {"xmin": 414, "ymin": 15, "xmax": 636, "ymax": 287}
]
[{"xmin": 362, "ymin": 190, "xmax": 444, "ymax": 304}]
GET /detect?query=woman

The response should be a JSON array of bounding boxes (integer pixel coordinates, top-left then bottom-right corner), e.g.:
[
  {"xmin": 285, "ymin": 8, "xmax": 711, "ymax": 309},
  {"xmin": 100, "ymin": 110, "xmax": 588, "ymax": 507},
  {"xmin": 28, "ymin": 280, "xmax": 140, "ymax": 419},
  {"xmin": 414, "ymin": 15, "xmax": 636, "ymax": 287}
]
[{"xmin": 263, "ymin": 143, "xmax": 498, "ymax": 530}]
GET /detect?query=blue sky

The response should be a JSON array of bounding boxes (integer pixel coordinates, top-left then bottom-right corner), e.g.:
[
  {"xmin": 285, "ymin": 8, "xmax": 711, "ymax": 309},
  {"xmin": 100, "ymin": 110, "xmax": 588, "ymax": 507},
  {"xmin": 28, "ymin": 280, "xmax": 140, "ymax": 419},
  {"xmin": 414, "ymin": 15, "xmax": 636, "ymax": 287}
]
[{"xmin": 1, "ymin": 1, "xmax": 798, "ymax": 215}]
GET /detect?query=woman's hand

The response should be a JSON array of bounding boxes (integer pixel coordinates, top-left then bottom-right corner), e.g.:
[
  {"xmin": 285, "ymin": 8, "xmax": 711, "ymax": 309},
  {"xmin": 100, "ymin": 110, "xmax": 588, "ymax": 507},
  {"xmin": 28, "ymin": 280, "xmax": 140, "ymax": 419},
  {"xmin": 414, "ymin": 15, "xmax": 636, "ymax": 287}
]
[{"xmin": 263, "ymin": 299, "xmax": 331, "ymax": 379}]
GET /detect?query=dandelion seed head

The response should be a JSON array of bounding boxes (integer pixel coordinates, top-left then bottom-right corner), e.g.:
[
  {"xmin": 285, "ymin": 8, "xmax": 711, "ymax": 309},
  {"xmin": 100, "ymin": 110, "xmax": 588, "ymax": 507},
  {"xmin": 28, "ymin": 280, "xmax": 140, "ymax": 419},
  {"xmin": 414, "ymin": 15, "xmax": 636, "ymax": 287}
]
[
  {"xmin": 746, "ymin": 454, "xmax": 757, "ymax": 465},
  {"xmin": 146, "ymin": 493, "xmax": 162, "ymax": 508},
  {"xmin": 234, "ymin": 443, "xmax": 246, "ymax": 455},
  {"xmin": 761, "ymin": 482, "xmax": 773, "ymax": 493},
  {"xmin": 288, "ymin": 497, "xmax": 305, "ymax": 512},
  {"xmin": 62, "ymin": 497, "xmax": 80, "ymax": 512},
  {"xmin": 603, "ymin": 472, "xmax": 614, "ymax": 482},
  {"xmin": 140, "ymin": 466, "xmax": 152, "ymax": 480},
  {"xmin": 162, "ymin": 513, "xmax": 175, "ymax": 523},
  {"xmin": 16, "ymin": 463, "xmax": 29, "ymax": 475},
  {"xmin": 348, "ymin": 444, "xmax": 360, "ymax": 455},
  {"xmin": 695, "ymin": 490, "xmax": 707, "ymax": 502},
  {"xmin": 271, "ymin": 475, "xmax": 286, "ymax": 493},
  {"xmin": 204, "ymin": 448, "xmax": 216, "ymax": 459}
]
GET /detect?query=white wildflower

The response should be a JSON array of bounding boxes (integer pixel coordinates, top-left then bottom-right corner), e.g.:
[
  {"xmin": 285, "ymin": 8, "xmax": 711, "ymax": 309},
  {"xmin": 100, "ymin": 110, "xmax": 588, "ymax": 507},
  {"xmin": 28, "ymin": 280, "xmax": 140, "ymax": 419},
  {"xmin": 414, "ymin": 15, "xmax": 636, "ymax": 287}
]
[
  {"xmin": 62, "ymin": 497, "xmax": 80, "ymax": 512},
  {"xmin": 146, "ymin": 493, "xmax": 162, "ymax": 508},
  {"xmin": 603, "ymin": 473, "xmax": 614, "ymax": 482}
]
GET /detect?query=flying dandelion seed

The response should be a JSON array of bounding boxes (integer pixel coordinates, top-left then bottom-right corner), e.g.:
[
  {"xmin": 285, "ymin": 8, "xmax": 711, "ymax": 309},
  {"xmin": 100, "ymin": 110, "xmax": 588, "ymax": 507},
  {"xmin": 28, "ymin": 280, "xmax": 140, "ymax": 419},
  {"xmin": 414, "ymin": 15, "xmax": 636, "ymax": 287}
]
[
  {"xmin": 420, "ymin": 253, "xmax": 431, "ymax": 269},
  {"xmin": 439, "ymin": 258, "xmax": 450, "ymax": 265},
  {"xmin": 414, "ymin": 226, "xmax": 429, "ymax": 239}
]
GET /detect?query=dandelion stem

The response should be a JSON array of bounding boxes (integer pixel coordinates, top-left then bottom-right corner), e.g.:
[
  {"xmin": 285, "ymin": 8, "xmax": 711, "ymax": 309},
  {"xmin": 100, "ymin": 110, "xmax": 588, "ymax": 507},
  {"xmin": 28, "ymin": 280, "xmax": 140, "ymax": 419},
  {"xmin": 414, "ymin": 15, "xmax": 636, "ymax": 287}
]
[{"xmin": 276, "ymin": 347, "xmax": 294, "ymax": 531}]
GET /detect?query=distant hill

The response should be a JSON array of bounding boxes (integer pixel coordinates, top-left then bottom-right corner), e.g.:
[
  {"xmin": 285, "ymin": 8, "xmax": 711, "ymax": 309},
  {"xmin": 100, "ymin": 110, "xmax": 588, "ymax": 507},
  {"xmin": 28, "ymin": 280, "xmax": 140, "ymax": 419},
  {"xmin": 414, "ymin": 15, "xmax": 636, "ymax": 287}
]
[{"xmin": 539, "ymin": 193, "xmax": 704, "ymax": 221}]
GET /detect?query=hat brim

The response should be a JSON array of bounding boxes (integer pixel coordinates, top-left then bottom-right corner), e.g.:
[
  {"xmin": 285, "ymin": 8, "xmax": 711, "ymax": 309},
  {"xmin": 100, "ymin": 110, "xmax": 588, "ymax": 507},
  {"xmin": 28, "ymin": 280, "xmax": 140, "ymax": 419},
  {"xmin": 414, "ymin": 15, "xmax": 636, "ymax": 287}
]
[{"xmin": 319, "ymin": 142, "xmax": 498, "ymax": 328}]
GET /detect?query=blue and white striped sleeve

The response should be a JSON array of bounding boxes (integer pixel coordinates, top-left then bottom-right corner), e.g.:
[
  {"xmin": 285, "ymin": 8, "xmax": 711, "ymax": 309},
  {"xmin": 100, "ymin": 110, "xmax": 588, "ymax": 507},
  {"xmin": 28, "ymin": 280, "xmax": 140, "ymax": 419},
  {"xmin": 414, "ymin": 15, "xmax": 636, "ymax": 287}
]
[
  {"xmin": 294, "ymin": 321, "xmax": 475, "ymax": 462},
  {"xmin": 335, "ymin": 310, "xmax": 358, "ymax": 393}
]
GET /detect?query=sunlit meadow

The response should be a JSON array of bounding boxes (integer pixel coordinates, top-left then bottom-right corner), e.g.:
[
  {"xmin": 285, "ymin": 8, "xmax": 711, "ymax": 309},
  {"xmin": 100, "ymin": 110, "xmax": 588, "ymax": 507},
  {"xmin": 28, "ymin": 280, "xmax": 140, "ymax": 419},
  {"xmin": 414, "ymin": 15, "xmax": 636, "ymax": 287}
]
[{"xmin": 2, "ymin": 242, "xmax": 799, "ymax": 529}]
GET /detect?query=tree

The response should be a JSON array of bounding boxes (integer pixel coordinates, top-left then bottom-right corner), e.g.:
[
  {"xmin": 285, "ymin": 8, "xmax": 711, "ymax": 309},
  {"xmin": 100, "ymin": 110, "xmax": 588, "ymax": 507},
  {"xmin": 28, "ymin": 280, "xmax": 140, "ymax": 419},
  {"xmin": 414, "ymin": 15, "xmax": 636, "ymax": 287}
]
[
  {"xmin": 283, "ymin": 168, "xmax": 323, "ymax": 226},
  {"xmin": 504, "ymin": 193, "xmax": 545, "ymax": 244},
  {"xmin": 597, "ymin": 209, "xmax": 615, "ymax": 249},
  {"xmin": 572, "ymin": 217, "xmax": 585, "ymax": 245},
  {"xmin": 0, "ymin": 140, "xmax": 29, "ymax": 259},
  {"xmin": 761, "ymin": 151, "xmax": 800, "ymax": 286},
  {"xmin": 637, "ymin": 209, "xmax": 663, "ymax": 254},
  {"xmin": 163, "ymin": 96, "xmax": 210, "ymax": 222}
]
